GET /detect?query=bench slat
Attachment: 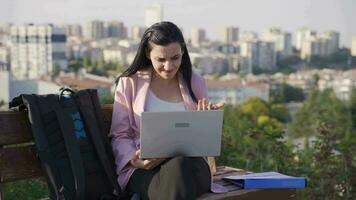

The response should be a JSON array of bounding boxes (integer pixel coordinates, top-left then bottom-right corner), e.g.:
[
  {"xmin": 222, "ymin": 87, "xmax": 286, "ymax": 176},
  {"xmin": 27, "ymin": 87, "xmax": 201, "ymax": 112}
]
[
  {"xmin": 0, "ymin": 112, "xmax": 33, "ymax": 146},
  {"xmin": 0, "ymin": 145, "xmax": 42, "ymax": 183}
]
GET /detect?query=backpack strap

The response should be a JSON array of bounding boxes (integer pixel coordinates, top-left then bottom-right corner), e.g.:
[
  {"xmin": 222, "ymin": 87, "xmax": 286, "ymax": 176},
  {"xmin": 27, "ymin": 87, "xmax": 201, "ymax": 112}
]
[
  {"xmin": 74, "ymin": 89, "xmax": 122, "ymax": 195},
  {"xmin": 48, "ymin": 95, "xmax": 86, "ymax": 200}
]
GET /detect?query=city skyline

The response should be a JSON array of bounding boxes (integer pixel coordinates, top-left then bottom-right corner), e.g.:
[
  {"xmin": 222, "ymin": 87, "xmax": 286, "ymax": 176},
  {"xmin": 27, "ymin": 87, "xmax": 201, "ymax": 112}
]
[{"xmin": 1, "ymin": 0, "xmax": 355, "ymax": 47}]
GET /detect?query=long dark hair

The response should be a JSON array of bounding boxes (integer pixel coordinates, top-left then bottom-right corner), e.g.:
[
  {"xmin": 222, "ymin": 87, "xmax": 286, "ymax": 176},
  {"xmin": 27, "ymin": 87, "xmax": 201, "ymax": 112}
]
[{"xmin": 116, "ymin": 21, "xmax": 198, "ymax": 103}]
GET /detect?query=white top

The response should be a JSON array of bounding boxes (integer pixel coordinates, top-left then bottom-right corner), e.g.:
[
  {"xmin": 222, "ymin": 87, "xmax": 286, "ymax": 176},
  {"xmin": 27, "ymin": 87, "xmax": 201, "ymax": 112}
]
[{"xmin": 145, "ymin": 89, "xmax": 185, "ymax": 112}]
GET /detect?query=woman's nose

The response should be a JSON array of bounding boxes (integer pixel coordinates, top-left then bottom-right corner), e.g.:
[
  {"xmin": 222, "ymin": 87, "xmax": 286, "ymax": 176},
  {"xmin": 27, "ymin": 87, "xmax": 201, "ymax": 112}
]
[{"xmin": 163, "ymin": 61, "xmax": 174, "ymax": 70}]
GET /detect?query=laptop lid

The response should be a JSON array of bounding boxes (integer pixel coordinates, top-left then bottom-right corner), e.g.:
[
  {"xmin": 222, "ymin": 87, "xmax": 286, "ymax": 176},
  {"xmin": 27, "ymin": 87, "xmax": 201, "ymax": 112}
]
[{"xmin": 140, "ymin": 110, "xmax": 223, "ymax": 159}]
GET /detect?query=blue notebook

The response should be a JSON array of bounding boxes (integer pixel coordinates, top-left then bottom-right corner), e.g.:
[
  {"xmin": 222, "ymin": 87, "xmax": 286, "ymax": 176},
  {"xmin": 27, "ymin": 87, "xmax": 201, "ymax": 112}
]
[{"xmin": 222, "ymin": 172, "xmax": 307, "ymax": 189}]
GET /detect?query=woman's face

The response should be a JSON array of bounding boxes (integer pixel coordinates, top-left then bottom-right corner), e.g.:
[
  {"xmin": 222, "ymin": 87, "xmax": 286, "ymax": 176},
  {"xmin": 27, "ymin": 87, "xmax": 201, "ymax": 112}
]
[{"xmin": 147, "ymin": 42, "xmax": 183, "ymax": 80}]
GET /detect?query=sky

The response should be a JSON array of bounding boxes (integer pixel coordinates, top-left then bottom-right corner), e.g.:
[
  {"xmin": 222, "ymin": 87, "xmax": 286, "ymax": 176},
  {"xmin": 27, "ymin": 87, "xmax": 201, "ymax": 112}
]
[{"xmin": 1, "ymin": 0, "xmax": 355, "ymax": 47}]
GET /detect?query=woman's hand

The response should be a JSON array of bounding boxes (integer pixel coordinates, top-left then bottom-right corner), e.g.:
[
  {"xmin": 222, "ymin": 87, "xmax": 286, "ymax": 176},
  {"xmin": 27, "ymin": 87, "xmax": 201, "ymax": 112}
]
[
  {"xmin": 130, "ymin": 150, "xmax": 166, "ymax": 170},
  {"xmin": 197, "ymin": 98, "xmax": 225, "ymax": 110}
]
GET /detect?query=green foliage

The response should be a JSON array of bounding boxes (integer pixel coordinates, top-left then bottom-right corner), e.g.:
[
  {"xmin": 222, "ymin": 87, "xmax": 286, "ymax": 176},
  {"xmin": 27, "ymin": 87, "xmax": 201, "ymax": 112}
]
[
  {"xmin": 269, "ymin": 104, "xmax": 290, "ymax": 123},
  {"xmin": 68, "ymin": 58, "xmax": 126, "ymax": 77},
  {"xmin": 218, "ymin": 96, "xmax": 356, "ymax": 199},
  {"xmin": 288, "ymin": 89, "xmax": 351, "ymax": 139},
  {"xmin": 308, "ymin": 123, "xmax": 342, "ymax": 199},
  {"xmin": 83, "ymin": 56, "xmax": 91, "ymax": 68},
  {"xmin": 270, "ymin": 83, "xmax": 305, "ymax": 103},
  {"xmin": 217, "ymin": 97, "xmax": 295, "ymax": 174},
  {"xmin": 68, "ymin": 59, "xmax": 83, "ymax": 72},
  {"xmin": 350, "ymin": 87, "xmax": 356, "ymax": 130},
  {"xmin": 309, "ymin": 48, "xmax": 351, "ymax": 69},
  {"xmin": 239, "ymin": 97, "xmax": 269, "ymax": 123},
  {"xmin": 296, "ymin": 123, "xmax": 356, "ymax": 199},
  {"xmin": 276, "ymin": 55, "xmax": 301, "ymax": 74},
  {"xmin": 91, "ymin": 66, "xmax": 106, "ymax": 76}
]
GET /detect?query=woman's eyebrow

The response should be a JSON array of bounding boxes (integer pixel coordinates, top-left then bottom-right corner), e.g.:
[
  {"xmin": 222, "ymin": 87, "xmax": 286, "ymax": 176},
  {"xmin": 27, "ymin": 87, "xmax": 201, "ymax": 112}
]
[{"xmin": 156, "ymin": 54, "xmax": 180, "ymax": 59}]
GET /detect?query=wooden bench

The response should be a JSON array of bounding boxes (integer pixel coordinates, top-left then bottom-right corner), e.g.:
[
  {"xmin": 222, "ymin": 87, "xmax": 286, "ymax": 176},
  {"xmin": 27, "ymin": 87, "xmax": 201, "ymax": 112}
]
[{"xmin": 0, "ymin": 105, "xmax": 297, "ymax": 200}]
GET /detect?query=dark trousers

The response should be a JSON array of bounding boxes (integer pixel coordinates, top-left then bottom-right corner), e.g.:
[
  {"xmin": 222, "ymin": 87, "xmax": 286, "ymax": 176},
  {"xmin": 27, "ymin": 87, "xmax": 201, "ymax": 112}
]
[{"xmin": 127, "ymin": 156, "xmax": 211, "ymax": 200}]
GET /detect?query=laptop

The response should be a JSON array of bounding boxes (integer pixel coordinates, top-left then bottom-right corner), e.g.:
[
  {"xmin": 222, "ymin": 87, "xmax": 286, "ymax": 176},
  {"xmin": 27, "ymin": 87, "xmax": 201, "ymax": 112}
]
[{"xmin": 140, "ymin": 110, "xmax": 224, "ymax": 159}]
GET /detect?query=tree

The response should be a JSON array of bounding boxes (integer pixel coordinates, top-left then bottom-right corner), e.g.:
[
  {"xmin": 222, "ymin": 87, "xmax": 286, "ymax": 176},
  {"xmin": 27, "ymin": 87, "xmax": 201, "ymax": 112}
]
[
  {"xmin": 68, "ymin": 59, "xmax": 83, "ymax": 72},
  {"xmin": 298, "ymin": 122, "xmax": 356, "ymax": 199},
  {"xmin": 309, "ymin": 48, "xmax": 351, "ymax": 69},
  {"xmin": 83, "ymin": 56, "xmax": 91, "ymax": 68},
  {"xmin": 270, "ymin": 83, "xmax": 305, "ymax": 103},
  {"xmin": 349, "ymin": 87, "xmax": 356, "ymax": 131},
  {"xmin": 217, "ymin": 97, "xmax": 296, "ymax": 174},
  {"xmin": 276, "ymin": 55, "xmax": 301, "ymax": 74},
  {"xmin": 239, "ymin": 97, "xmax": 269, "ymax": 123},
  {"xmin": 288, "ymin": 89, "xmax": 352, "ymax": 141},
  {"xmin": 269, "ymin": 104, "xmax": 290, "ymax": 123}
]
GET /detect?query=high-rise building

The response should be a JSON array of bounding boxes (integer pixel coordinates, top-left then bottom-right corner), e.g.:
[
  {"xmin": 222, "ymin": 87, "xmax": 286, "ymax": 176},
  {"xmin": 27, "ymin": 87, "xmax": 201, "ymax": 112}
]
[
  {"xmin": 224, "ymin": 26, "xmax": 239, "ymax": 43},
  {"xmin": 240, "ymin": 40, "xmax": 276, "ymax": 71},
  {"xmin": 263, "ymin": 28, "xmax": 292, "ymax": 59},
  {"xmin": 258, "ymin": 41, "xmax": 276, "ymax": 70},
  {"xmin": 319, "ymin": 31, "xmax": 340, "ymax": 53},
  {"xmin": 191, "ymin": 28, "xmax": 206, "ymax": 47},
  {"xmin": 296, "ymin": 28, "xmax": 317, "ymax": 50},
  {"xmin": 352, "ymin": 35, "xmax": 356, "ymax": 57},
  {"xmin": 145, "ymin": 4, "xmax": 163, "ymax": 27},
  {"xmin": 131, "ymin": 25, "xmax": 146, "ymax": 41},
  {"xmin": 299, "ymin": 31, "xmax": 340, "ymax": 60},
  {"xmin": 0, "ymin": 23, "xmax": 12, "ymax": 45},
  {"xmin": 65, "ymin": 24, "xmax": 83, "ymax": 37},
  {"xmin": 240, "ymin": 41, "xmax": 257, "ymax": 73},
  {"xmin": 300, "ymin": 36, "xmax": 330, "ymax": 60},
  {"xmin": 10, "ymin": 24, "xmax": 67, "ymax": 79},
  {"xmin": 107, "ymin": 21, "xmax": 127, "ymax": 39},
  {"xmin": 239, "ymin": 31, "xmax": 258, "ymax": 42},
  {"xmin": 0, "ymin": 46, "xmax": 9, "ymax": 71},
  {"xmin": 86, "ymin": 20, "xmax": 106, "ymax": 40}
]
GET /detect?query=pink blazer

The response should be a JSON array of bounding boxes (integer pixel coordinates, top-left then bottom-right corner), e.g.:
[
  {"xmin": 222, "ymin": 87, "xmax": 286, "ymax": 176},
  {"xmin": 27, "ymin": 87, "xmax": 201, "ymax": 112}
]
[{"xmin": 109, "ymin": 68, "xmax": 227, "ymax": 193}]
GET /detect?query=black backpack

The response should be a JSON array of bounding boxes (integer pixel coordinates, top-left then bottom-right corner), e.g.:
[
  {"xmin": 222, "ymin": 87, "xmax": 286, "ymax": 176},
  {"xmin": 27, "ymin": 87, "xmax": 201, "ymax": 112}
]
[{"xmin": 9, "ymin": 88, "xmax": 128, "ymax": 200}]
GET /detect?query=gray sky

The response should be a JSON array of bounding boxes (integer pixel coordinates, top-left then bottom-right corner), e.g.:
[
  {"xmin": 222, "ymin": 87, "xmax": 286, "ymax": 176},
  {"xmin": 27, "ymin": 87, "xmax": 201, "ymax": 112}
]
[{"xmin": 1, "ymin": 0, "xmax": 355, "ymax": 47}]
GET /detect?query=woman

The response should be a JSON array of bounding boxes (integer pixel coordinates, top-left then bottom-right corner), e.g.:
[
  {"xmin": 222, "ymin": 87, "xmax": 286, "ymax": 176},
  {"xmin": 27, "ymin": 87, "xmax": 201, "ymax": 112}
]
[{"xmin": 110, "ymin": 21, "xmax": 225, "ymax": 200}]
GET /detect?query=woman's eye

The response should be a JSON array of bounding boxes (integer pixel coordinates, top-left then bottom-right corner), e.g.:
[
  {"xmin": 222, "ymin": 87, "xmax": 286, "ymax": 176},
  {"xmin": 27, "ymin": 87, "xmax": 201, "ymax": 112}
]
[{"xmin": 157, "ymin": 58, "xmax": 165, "ymax": 62}]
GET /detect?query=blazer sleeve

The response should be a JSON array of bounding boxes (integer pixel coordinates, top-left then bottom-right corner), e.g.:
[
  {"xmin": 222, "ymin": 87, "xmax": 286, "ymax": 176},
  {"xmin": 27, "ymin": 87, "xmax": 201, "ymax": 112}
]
[
  {"xmin": 110, "ymin": 78, "xmax": 137, "ymax": 174},
  {"xmin": 191, "ymin": 71, "xmax": 209, "ymax": 100}
]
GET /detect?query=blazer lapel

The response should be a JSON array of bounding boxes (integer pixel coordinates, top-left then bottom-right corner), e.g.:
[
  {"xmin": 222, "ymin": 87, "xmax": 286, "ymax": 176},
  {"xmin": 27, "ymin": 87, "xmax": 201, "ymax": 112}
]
[
  {"xmin": 133, "ymin": 69, "xmax": 151, "ymax": 132},
  {"xmin": 178, "ymin": 73, "xmax": 197, "ymax": 111}
]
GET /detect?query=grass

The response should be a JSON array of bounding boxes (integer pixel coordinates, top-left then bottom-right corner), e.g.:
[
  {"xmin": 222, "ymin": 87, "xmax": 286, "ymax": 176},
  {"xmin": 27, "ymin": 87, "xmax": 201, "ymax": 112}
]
[{"xmin": 3, "ymin": 178, "xmax": 49, "ymax": 200}]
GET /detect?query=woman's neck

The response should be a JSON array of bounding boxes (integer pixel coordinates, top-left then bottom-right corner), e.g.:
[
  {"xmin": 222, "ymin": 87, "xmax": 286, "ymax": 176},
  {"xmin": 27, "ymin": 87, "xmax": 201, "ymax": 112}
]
[{"xmin": 151, "ymin": 71, "xmax": 179, "ymax": 86}]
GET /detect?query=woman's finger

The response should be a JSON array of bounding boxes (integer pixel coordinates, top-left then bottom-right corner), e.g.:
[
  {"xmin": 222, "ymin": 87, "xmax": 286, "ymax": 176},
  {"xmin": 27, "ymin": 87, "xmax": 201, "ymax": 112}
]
[
  {"xmin": 202, "ymin": 98, "xmax": 206, "ymax": 110},
  {"xmin": 212, "ymin": 102, "xmax": 225, "ymax": 110},
  {"xmin": 197, "ymin": 99, "xmax": 202, "ymax": 110},
  {"xmin": 142, "ymin": 158, "xmax": 162, "ymax": 170},
  {"xmin": 208, "ymin": 102, "xmax": 212, "ymax": 110}
]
